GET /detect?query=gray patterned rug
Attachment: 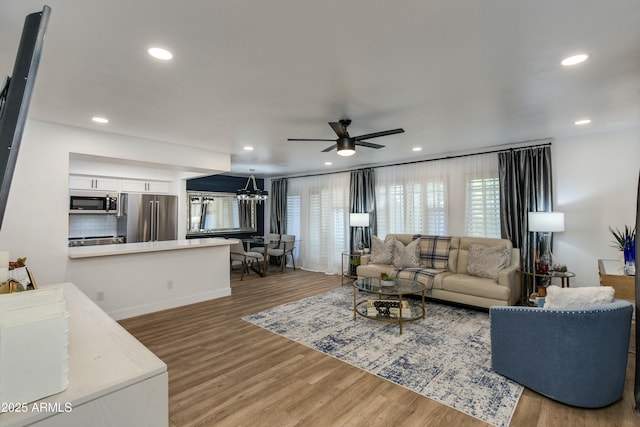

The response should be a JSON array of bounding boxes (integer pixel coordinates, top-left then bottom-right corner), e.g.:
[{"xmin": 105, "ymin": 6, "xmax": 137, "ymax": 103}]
[{"xmin": 243, "ymin": 286, "xmax": 522, "ymax": 427}]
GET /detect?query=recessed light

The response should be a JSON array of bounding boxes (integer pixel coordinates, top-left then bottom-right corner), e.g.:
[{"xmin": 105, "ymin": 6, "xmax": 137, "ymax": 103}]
[
  {"xmin": 412, "ymin": 147, "xmax": 422, "ymax": 152},
  {"xmin": 324, "ymin": 161, "xmax": 333, "ymax": 166},
  {"xmin": 561, "ymin": 54, "xmax": 589, "ymax": 66},
  {"xmin": 574, "ymin": 119, "xmax": 592, "ymax": 125},
  {"xmin": 243, "ymin": 146, "xmax": 254, "ymax": 151},
  {"xmin": 148, "ymin": 47, "xmax": 173, "ymax": 60},
  {"xmin": 92, "ymin": 116, "xmax": 109, "ymax": 124}
]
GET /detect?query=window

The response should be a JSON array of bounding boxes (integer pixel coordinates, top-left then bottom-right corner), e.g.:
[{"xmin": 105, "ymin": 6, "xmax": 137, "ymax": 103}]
[
  {"xmin": 285, "ymin": 173, "xmax": 350, "ymax": 273},
  {"xmin": 286, "ymin": 194, "xmax": 301, "ymax": 240},
  {"xmin": 375, "ymin": 179, "xmax": 446, "ymax": 237},
  {"xmin": 465, "ymin": 177, "xmax": 500, "ymax": 237},
  {"xmin": 375, "ymin": 153, "xmax": 498, "ymax": 237}
]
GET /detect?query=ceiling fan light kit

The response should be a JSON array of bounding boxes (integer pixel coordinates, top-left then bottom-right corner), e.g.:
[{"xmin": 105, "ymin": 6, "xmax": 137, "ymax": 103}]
[
  {"xmin": 288, "ymin": 119, "xmax": 404, "ymax": 156},
  {"xmin": 336, "ymin": 137, "xmax": 356, "ymax": 156}
]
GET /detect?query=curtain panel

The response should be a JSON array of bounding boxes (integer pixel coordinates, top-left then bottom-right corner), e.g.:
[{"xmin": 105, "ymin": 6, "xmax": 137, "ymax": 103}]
[
  {"xmin": 498, "ymin": 145, "xmax": 553, "ymax": 273},
  {"xmin": 349, "ymin": 168, "xmax": 377, "ymax": 252},
  {"xmin": 375, "ymin": 153, "xmax": 499, "ymax": 238},
  {"xmin": 286, "ymin": 172, "xmax": 350, "ymax": 274},
  {"xmin": 269, "ymin": 178, "xmax": 288, "ymax": 234}
]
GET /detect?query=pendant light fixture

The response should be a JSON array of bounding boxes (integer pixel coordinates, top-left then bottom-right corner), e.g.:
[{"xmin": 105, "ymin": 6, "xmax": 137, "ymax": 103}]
[{"xmin": 236, "ymin": 169, "xmax": 268, "ymax": 203}]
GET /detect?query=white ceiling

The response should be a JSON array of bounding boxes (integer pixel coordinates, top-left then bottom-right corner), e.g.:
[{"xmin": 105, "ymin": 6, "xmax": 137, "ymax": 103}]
[{"xmin": 1, "ymin": 1, "xmax": 639, "ymax": 178}]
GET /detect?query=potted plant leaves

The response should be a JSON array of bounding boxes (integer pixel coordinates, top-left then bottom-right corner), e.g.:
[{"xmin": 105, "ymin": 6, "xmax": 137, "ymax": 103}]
[{"xmin": 380, "ymin": 273, "xmax": 395, "ymax": 287}]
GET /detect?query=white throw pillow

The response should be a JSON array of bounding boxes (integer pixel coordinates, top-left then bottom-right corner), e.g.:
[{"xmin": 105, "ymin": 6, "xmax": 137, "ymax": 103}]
[
  {"xmin": 543, "ymin": 285, "xmax": 614, "ymax": 309},
  {"xmin": 370, "ymin": 236, "xmax": 395, "ymax": 264},
  {"xmin": 466, "ymin": 243, "xmax": 511, "ymax": 280},
  {"xmin": 392, "ymin": 238, "xmax": 421, "ymax": 268}
]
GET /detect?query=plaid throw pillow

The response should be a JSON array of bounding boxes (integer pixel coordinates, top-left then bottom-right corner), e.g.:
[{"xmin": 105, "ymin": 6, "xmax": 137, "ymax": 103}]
[{"xmin": 412, "ymin": 235, "xmax": 452, "ymax": 269}]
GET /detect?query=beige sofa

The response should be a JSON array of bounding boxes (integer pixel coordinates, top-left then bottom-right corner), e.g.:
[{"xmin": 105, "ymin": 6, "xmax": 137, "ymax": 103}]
[{"xmin": 357, "ymin": 234, "xmax": 520, "ymax": 309}]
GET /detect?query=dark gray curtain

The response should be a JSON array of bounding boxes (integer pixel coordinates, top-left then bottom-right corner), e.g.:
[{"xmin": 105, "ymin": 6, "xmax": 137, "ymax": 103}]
[
  {"xmin": 498, "ymin": 145, "xmax": 553, "ymax": 273},
  {"xmin": 349, "ymin": 168, "xmax": 377, "ymax": 252},
  {"xmin": 238, "ymin": 202, "xmax": 252, "ymax": 229},
  {"xmin": 270, "ymin": 178, "xmax": 287, "ymax": 234}
]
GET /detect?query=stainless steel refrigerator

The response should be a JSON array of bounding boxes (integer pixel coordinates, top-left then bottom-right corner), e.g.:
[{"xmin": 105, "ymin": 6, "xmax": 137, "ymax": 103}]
[{"xmin": 118, "ymin": 193, "xmax": 178, "ymax": 242}]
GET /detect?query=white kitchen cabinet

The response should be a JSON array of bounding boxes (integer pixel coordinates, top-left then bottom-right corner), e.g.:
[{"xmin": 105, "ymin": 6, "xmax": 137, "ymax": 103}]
[
  {"xmin": 121, "ymin": 179, "xmax": 170, "ymax": 194},
  {"xmin": 69, "ymin": 175, "xmax": 119, "ymax": 191}
]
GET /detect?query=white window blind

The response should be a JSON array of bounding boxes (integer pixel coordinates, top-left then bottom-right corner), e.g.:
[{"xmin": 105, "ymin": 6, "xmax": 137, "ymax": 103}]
[
  {"xmin": 286, "ymin": 194, "xmax": 301, "ymax": 239},
  {"xmin": 375, "ymin": 153, "xmax": 498, "ymax": 237},
  {"xmin": 465, "ymin": 176, "xmax": 501, "ymax": 238},
  {"xmin": 375, "ymin": 179, "xmax": 446, "ymax": 237}
]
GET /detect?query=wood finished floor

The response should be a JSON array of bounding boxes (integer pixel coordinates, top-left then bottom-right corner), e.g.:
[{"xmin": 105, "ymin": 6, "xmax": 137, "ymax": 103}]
[{"xmin": 119, "ymin": 268, "xmax": 640, "ymax": 427}]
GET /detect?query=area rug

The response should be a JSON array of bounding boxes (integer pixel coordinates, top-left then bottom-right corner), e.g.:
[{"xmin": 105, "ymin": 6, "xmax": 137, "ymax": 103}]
[{"xmin": 243, "ymin": 287, "xmax": 523, "ymax": 427}]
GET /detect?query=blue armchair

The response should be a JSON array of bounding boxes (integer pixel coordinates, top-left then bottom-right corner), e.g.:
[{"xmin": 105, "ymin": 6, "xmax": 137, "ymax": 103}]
[{"xmin": 490, "ymin": 300, "xmax": 633, "ymax": 408}]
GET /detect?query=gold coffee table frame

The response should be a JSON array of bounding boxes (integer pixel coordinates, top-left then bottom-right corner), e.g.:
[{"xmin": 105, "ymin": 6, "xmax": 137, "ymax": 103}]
[{"xmin": 352, "ymin": 277, "xmax": 427, "ymax": 334}]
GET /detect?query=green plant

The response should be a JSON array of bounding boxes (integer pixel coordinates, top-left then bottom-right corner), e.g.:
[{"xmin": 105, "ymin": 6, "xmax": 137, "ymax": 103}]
[
  {"xmin": 609, "ymin": 225, "xmax": 636, "ymax": 251},
  {"xmin": 380, "ymin": 273, "xmax": 395, "ymax": 281}
]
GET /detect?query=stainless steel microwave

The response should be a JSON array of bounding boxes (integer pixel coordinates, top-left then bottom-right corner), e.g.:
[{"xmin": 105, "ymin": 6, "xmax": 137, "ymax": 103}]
[{"xmin": 69, "ymin": 191, "xmax": 118, "ymax": 214}]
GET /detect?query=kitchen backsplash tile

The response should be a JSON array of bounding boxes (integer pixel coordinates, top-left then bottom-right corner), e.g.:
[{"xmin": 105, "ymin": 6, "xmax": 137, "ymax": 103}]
[{"xmin": 69, "ymin": 214, "xmax": 118, "ymax": 238}]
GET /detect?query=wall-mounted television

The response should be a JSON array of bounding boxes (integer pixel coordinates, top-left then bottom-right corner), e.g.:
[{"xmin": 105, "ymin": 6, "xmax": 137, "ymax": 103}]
[{"xmin": 0, "ymin": 6, "xmax": 51, "ymax": 230}]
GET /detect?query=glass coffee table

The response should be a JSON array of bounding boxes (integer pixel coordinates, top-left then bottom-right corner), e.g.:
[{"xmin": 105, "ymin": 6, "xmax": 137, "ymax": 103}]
[{"xmin": 352, "ymin": 277, "xmax": 427, "ymax": 334}]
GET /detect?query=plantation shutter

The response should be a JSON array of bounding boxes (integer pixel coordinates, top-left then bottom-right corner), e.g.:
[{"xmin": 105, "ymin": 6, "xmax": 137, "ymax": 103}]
[{"xmin": 466, "ymin": 177, "xmax": 500, "ymax": 237}]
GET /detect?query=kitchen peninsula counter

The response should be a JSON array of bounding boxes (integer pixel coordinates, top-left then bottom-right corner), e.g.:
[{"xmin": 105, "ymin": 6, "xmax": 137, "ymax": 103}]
[
  {"xmin": 68, "ymin": 237, "xmax": 238, "ymax": 259},
  {"xmin": 66, "ymin": 238, "xmax": 237, "ymax": 320}
]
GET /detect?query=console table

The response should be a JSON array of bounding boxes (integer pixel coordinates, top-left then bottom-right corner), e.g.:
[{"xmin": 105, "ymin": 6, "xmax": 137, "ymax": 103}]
[{"xmin": 598, "ymin": 259, "xmax": 635, "ymax": 300}]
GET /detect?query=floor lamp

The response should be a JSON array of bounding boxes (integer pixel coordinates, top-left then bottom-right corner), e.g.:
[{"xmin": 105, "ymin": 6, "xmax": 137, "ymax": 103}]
[
  {"xmin": 528, "ymin": 211, "xmax": 565, "ymax": 271},
  {"xmin": 349, "ymin": 213, "xmax": 370, "ymax": 253}
]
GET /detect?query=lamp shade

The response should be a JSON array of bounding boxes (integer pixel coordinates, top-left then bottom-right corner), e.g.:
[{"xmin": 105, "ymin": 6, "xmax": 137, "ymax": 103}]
[
  {"xmin": 528, "ymin": 212, "xmax": 565, "ymax": 232},
  {"xmin": 349, "ymin": 213, "xmax": 370, "ymax": 227}
]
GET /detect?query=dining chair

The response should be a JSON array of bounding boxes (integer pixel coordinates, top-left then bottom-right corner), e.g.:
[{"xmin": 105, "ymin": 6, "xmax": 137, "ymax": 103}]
[
  {"xmin": 230, "ymin": 242, "xmax": 265, "ymax": 279},
  {"xmin": 230, "ymin": 242, "xmax": 248, "ymax": 280},
  {"xmin": 268, "ymin": 234, "xmax": 296, "ymax": 272}
]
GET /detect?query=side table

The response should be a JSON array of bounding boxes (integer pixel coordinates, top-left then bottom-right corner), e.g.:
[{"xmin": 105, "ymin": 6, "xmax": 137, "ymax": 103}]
[
  {"xmin": 518, "ymin": 269, "xmax": 576, "ymax": 305},
  {"xmin": 342, "ymin": 252, "xmax": 363, "ymax": 286},
  {"xmin": 598, "ymin": 259, "xmax": 635, "ymax": 300}
]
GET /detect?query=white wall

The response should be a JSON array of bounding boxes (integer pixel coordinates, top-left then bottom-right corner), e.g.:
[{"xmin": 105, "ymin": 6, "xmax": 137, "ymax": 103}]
[
  {"xmin": 552, "ymin": 128, "xmax": 639, "ymax": 286},
  {"xmin": 67, "ymin": 245, "xmax": 231, "ymax": 320},
  {"xmin": 0, "ymin": 120, "xmax": 230, "ymax": 299}
]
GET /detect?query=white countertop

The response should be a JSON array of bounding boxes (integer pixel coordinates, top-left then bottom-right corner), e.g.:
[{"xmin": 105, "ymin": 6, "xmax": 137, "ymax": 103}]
[
  {"xmin": 68, "ymin": 237, "xmax": 239, "ymax": 259},
  {"xmin": 0, "ymin": 282, "xmax": 167, "ymax": 426}
]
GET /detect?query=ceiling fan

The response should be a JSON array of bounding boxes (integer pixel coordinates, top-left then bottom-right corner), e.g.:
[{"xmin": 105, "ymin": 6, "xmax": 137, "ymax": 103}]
[{"xmin": 287, "ymin": 119, "xmax": 404, "ymax": 156}]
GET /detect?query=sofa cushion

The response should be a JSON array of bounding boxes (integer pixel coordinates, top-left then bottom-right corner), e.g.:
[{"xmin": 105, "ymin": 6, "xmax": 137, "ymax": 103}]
[
  {"xmin": 392, "ymin": 238, "xmax": 421, "ymax": 268},
  {"xmin": 466, "ymin": 243, "xmax": 511, "ymax": 280},
  {"xmin": 370, "ymin": 236, "xmax": 395, "ymax": 264},
  {"xmin": 543, "ymin": 285, "xmax": 615, "ymax": 309},
  {"xmin": 442, "ymin": 274, "xmax": 512, "ymax": 300},
  {"xmin": 412, "ymin": 235, "xmax": 452, "ymax": 269}
]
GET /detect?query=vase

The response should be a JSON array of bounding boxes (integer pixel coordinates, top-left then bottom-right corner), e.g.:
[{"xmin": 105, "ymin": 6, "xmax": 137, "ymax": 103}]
[
  {"xmin": 623, "ymin": 236, "xmax": 635, "ymax": 264},
  {"xmin": 624, "ymin": 261, "xmax": 636, "ymax": 276},
  {"xmin": 623, "ymin": 236, "xmax": 636, "ymax": 275}
]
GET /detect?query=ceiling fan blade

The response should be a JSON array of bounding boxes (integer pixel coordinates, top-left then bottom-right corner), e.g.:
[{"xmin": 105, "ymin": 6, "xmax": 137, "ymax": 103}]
[
  {"xmin": 355, "ymin": 141, "xmax": 385, "ymax": 149},
  {"xmin": 354, "ymin": 128, "xmax": 404, "ymax": 141},
  {"xmin": 329, "ymin": 121, "xmax": 349, "ymax": 138},
  {"xmin": 321, "ymin": 144, "xmax": 336, "ymax": 152},
  {"xmin": 288, "ymin": 138, "xmax": 337, "ymax": 142}
]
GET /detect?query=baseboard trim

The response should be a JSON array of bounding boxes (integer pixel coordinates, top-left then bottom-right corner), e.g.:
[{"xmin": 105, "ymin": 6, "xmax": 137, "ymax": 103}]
[{"xmin": 109, "ymin": 287, "xmax": 232, "ymax": 320}]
